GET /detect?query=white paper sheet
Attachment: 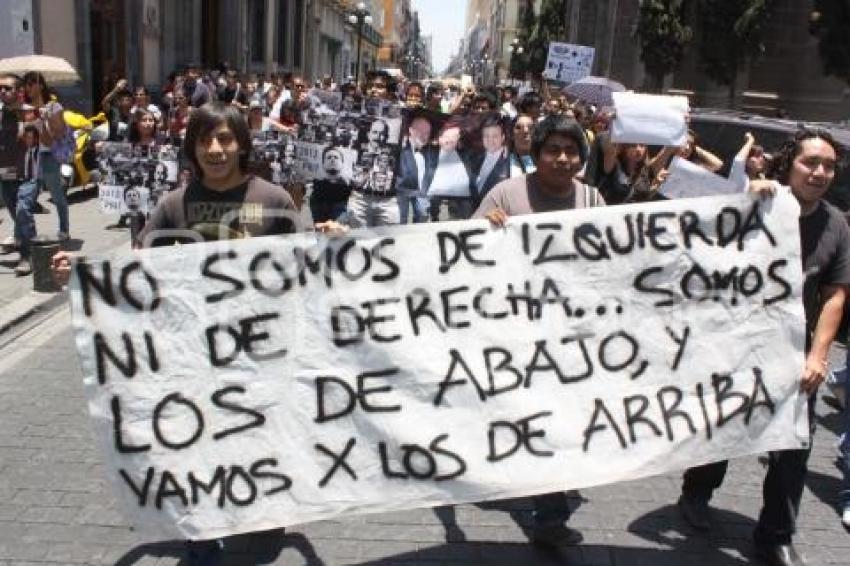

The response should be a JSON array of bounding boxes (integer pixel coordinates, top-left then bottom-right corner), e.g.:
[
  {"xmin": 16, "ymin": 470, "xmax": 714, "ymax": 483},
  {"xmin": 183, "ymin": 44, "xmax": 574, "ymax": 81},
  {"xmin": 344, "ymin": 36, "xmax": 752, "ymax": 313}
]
[
  {"xmin": 611, "ymin": 92, "xmax": 689, "ymax": 147},
  {"xmin": 660, "ymin": 156, "xmax": 740, "ymax": 199}
]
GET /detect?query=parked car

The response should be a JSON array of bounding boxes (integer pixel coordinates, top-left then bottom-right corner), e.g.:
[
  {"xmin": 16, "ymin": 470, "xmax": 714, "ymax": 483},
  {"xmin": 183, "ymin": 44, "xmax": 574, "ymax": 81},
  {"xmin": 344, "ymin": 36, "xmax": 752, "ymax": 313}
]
[{"xmin": 689, "ymin": 108, "xmax": 850, "ymax": 210}]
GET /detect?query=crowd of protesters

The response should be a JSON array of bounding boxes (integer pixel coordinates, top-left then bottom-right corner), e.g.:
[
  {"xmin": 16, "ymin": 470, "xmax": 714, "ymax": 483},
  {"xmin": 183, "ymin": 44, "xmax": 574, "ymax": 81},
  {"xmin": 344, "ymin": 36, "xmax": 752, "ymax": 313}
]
[{"xmin": 0, "ymin": 59, "xmax": 843, "ymax": 566}]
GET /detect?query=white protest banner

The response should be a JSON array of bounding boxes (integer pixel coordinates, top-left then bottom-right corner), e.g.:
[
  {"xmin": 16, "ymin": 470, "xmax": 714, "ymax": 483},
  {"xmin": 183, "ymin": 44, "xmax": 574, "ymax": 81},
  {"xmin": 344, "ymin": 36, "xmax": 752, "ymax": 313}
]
[
  {"xmin": 611, "ymin": 92, "xmax": 689, "ymax": 147},
  {"xmin": 69, "ymin": 193, "xmax": 808, "ymax": 542},
  {"xmin": 544, "ymin": 42, "xmax": 595, "ymax": 84},
  {"xmin": 660, "ymin": 156, "xmax": 741, "ymax": 200}
]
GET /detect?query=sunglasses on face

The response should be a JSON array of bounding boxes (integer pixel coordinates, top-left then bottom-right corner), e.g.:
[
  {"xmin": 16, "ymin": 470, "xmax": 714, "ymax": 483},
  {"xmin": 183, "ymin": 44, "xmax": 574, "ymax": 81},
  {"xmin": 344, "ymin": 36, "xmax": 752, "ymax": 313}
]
[
  {"xmin": 294, "ymin": 84, "xmax": 306, "ymax": 90},
  {"xmin": 0, "ymin": 85, "xmax": 14, "ymax": 92}
]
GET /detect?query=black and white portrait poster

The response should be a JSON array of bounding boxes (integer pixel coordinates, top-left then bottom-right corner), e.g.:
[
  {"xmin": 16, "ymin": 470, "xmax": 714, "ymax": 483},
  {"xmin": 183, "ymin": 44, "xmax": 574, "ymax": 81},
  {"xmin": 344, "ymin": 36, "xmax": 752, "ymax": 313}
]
[
  {"xmin": 248, "ymin": 95, "xmax": 405, "ymax": 219},
  {"xmin": 96, "ymin": 142, "xmax": 179, "ymax": 214}
]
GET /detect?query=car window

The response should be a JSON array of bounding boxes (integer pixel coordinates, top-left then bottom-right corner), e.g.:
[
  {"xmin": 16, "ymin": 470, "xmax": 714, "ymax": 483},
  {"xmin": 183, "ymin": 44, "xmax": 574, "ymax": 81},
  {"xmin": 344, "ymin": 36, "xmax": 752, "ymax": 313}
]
[{"xmin": 690, "ymin": 114, "xmax": 850, "ymax": 211}]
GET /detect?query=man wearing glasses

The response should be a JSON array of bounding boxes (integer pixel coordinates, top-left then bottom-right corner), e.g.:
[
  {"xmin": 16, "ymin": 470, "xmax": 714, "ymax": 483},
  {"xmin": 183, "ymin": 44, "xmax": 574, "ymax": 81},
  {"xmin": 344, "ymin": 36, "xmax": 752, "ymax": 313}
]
[
  {"xmin": 270, "ymin": 76, "xmax": 307, "ymax": 129},
  {"xmin": 0, "ymin": 74, "xmax": 26, "ymax": 261}
]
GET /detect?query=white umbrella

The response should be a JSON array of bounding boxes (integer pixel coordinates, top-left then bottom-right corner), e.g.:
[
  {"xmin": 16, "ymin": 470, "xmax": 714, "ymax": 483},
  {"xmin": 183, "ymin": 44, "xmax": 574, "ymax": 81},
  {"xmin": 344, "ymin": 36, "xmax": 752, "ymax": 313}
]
[{"xmin": 0, "ymin": 54, "xmax": 80, "ymax": 85}]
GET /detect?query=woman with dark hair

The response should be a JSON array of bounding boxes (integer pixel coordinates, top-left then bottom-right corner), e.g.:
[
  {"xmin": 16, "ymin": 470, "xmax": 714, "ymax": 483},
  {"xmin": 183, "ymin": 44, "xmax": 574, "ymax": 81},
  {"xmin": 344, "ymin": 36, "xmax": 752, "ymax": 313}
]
[
  {"xmin": 508, "ymin": 114, "xmax": 536, "ymax": 177},
  {"xmin": 110, "ymin": 108, "xmax": 161, "ymax": 230},
  {"xmin": 598, "ymin": 138, "xmax": 670, "ymax": 204},
  {"xmin": 677, "ymin": 129, "xmax": 723, "ymax": 172},
  {"xmin": 728, "ymin": 132, "xmax": 769, "ymax": 190},
  {"xmin": 22, "ymin": 70, "xmax": 71, "ymax": 240},
  {"xmin": 128, "ymin": 108, "xmax": 159, "ymax": 146}
]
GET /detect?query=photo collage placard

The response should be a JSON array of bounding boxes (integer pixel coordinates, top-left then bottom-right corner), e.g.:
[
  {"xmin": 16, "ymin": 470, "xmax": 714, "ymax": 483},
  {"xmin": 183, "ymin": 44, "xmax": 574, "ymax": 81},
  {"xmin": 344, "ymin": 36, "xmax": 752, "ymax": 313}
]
[{"xmin": 97, "ymin": 143, "xmax": 181, "ymax": 215}]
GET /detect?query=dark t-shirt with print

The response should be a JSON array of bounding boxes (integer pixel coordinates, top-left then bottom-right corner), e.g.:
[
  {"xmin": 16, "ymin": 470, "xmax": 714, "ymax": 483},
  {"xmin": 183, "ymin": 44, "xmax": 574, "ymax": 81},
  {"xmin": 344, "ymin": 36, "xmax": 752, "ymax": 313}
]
[
  {"xmin": 799, "ymin": 199, "xmax": 850, "ymax": 332},
  {"xmin": 136, "ymin": 175, "xmax": 297, "ymax": 247}
]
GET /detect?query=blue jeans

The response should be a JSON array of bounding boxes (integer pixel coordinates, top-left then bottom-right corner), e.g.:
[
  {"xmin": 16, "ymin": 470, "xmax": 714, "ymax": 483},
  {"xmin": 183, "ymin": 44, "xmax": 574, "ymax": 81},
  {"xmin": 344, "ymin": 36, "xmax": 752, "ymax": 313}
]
[
  {"xmin": 398, "ymin": 193, "xmax": 430, "ymax": 224},
  {"xmin": 38, "ymin": 151, "xmax": 69, "ymax": 235},
  {"xmin": 14, "ymin": 179, "xmax": 39, "ymax": 259},
  {"xmin": 837, "ymin": 352, "xmax": 850, "ymax": 510},
  {"xmin": 1, "ymin": 179, "xmax": 18, "ymax": 224}
]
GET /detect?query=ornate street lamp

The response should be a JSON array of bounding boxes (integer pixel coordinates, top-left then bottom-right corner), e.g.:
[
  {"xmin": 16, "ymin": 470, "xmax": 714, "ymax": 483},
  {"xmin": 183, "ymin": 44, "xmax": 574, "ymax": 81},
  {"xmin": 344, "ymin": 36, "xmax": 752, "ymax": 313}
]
[{"xmin": 348, "ymin": 2, "xmax": 373, "ymax": 87}]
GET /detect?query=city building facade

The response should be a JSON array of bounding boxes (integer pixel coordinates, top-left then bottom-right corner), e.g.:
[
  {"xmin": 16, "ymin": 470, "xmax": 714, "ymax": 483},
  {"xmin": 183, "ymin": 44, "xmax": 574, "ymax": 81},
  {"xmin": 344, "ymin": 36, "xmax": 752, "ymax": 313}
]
[{"xmin": 0, "ymin": 0, "xmax": 384, "ymax": 113}]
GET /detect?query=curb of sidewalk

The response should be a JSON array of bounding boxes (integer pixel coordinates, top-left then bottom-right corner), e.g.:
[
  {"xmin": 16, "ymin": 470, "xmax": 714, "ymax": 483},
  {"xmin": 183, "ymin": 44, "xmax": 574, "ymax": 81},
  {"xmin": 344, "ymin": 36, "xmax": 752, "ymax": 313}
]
[{"xmin": 0, "ymin": 289, "xmax": 68, "ymax": 342}]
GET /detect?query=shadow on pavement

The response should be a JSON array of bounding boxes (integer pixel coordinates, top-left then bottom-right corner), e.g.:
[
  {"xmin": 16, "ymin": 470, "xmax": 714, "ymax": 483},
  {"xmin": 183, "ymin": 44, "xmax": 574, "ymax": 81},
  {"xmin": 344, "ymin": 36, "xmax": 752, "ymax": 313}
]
[
  {"xmin": 815, "ymin": 405, "xmax": 844, "ymax": 437},
  {"xmin": 61, "ymin": 237, "xmax": 85, "ymax": 252},
  {"xmin": 432, "ymin": 490, "xmax": 588, "ymax": 544},
  {"xmin": 67, "ymin": 186, "xmax": 99, "ymax": 204},
  {"xmin": 804, "ymin": 468, "xmax": 842, "ymax": 516},
  {"xmin": 353, "ymin": 541, "xmax": 748, "ymax": 566},
  {"xmin": 627, "ymin": 503, "xmax": 754, "ymax": 565},
  {"xmin": 113, "ymin": 528, "xmax": 322, "ymax": 566}
]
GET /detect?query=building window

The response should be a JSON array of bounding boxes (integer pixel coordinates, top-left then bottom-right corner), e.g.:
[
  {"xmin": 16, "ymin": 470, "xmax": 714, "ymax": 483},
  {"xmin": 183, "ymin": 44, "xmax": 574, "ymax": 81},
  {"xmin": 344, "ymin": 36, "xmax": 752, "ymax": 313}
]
[
  {"xmin": 294, "ymin": 0, "xmax": 304, "ymax": 67},
  {"xmin": 277, "ymin": 0, "xmax": 289, "ymax": 64},
  {"xmin": 251, "ymin": 0, "xmax": 266, "ymax": 63}
]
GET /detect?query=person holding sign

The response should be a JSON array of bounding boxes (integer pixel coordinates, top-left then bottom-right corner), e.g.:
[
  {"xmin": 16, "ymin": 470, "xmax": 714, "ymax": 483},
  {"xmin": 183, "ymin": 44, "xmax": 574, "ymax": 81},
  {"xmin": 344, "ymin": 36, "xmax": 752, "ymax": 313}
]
[
  {"xmin": 475, "ymin": 114, "xmax": 604, "ymax": 223},
  {"xmin": 473, "ymin": 114, "xmax": 604, "ymax": 548},
  {"xmin": 678, "ymin": 129, "xmax": 849, "ymax": 566},
  {"xmin": 50, "ymin": 100, "xmax": 311, "ymax": 561}
]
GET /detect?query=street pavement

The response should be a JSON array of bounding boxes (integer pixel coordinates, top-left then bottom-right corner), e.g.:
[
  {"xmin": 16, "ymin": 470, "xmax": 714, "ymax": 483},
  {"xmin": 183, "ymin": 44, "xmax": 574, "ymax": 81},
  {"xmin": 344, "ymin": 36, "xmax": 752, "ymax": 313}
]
[
  {"xmin": 1, "ymin": 190, "xmax": 850, "ymax": 565},
  {"xmin": 0, "ymin": 187, "xmax": 130, "ymax": 311},
  {"xmin": 1, "ymin": 309, "xmax": 849, "ymax": 565}
]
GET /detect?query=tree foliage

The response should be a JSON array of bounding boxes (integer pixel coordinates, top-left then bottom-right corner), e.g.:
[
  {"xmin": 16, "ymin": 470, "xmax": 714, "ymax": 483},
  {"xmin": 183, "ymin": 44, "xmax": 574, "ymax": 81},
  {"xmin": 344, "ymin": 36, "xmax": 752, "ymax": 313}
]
[
  {"xmin": 635, "ymin": 0, "xmax": 692, "ymax": 92},
  {"xmin": 514, "ymin": 0, "xmax": 568, "ymax": 79},
  {"xmin": 510, "ymin": 0, "xmax": 537, "ymax": 78},
  {"xmin": 696, "ymin": 0, "xmax": 774, "ymax": 96},
  {"xmin": 809, "ymin": 0, "xmax": 850, "ymax": 85}
]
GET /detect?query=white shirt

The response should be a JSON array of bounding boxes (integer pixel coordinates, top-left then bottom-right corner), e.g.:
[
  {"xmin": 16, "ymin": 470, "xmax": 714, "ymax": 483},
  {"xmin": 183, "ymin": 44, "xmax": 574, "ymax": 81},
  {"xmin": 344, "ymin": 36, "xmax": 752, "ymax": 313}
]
[
  {"xmin": 476, "ymin": 150, "xmax": 502, "ymax": 191},
  {"xmin": 412, "ymin": 144, "xmax": 426, "ymax": 191},
  {"xmin": 429, "ymin": 150, "xmax": 471, "ymax": 197},
  {"xmin": 270, "ymin": 90, "xmax": 294, "ymax": 120}
]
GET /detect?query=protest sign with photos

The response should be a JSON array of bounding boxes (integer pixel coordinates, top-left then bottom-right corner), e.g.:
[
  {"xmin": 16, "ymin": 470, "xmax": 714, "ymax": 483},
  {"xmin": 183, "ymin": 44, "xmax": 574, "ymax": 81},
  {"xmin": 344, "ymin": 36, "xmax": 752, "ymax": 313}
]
[
  {"xmin": 396, "ymin": 109, "xmax": 511, "ymax": 204},
  {"xmin": 543, "ymin": 42, "xmax": 595, "ymax": 84},
  {"xmin": 69, "ymin": 192, "xmax": 808, "ymax": 541},
  {"xmin": 97, "ymin": 142, "xmax": 179, "ymax": 215},
  {"xmin": 611, "ymin": 92, "xmax": 689, "ymax": 147},
  {"xmin": 249, "ymin": 95, "xmax": 404, "ymax": 200}
]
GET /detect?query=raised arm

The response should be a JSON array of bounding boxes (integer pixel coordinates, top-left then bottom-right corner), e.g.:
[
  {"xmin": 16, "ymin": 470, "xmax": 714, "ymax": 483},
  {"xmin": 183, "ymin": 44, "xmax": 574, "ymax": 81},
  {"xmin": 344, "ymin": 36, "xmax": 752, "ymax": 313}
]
[{"xmin": 101, "ymin": 78, "xmax": 128, "ymax": 113}]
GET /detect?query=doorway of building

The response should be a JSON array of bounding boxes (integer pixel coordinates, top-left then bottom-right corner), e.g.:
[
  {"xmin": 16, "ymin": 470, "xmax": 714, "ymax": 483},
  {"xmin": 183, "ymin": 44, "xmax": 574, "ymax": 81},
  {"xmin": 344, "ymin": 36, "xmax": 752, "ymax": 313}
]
[{"xmin": 89, "ymin": 0, "xmax": 126, "ymax": 113}]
